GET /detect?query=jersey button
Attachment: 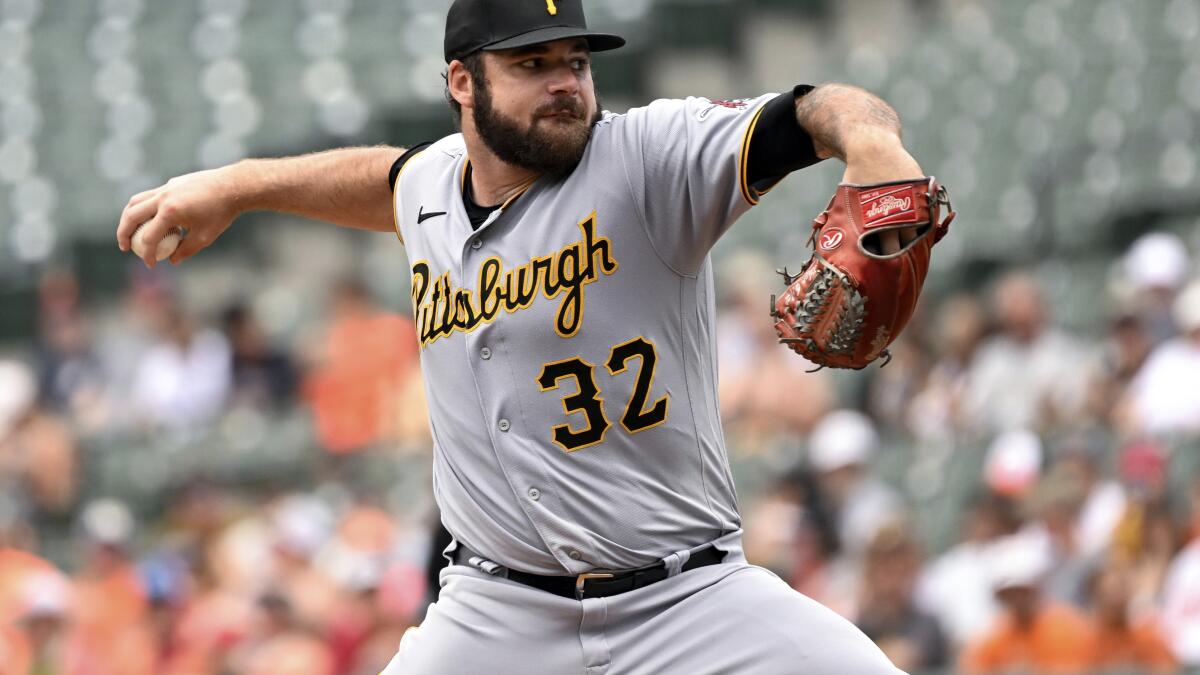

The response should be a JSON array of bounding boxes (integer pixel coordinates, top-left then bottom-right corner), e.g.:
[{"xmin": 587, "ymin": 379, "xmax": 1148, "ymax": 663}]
[
  {"xmin": 480, "ymin": 347, "xmax": 492, "ymax": 360},
  {"xmin": 498, "ymin": 418, "xmax": 511, "ymax": 432},
  {"xmin": 527, "ymin": 488, "xmax": 540, "ymax": 501},
  {"xmin": 470, "ymin": 239, "xmax": 482, "ymax": 250},
  {"xmin": 568, "ymin": 550, "xmax": 582, "ymax": 560}
]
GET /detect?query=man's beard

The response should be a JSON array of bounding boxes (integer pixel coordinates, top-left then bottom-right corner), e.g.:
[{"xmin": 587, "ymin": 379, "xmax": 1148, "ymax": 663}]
[{"xmin": 472, "ymin": 79, "xmax": 602, "ymax": 179}]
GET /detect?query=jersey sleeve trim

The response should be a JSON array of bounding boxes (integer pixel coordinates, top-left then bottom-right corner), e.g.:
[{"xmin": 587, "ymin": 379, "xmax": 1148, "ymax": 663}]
[
  {"xmin": 737, "ymin": 104, "xmax": 770, "ymax": 207},
  {"xmin": 738, "ymin": 85, "xmax": 822, "ymax": 207},
  {"xmin": 389, "ymin": 142, "xmax": 434, "ymax": 192},
  {"xmin": 391, "ymin": 148, "xmax": 429, "ymax": 244}
]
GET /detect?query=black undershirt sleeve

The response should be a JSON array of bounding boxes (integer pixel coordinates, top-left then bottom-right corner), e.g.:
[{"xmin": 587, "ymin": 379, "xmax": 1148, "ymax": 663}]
[
  {"xmin": 745, "ymin": 85, "xmax": 822, "ymax": 193},
  {"xmin": 388, "ymin": 141, "xmax": 435, "ymax": 192}
]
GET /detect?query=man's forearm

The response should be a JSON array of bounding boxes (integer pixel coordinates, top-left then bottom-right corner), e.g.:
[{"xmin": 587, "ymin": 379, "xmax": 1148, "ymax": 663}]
[
  {"xmin": 795, "ymin": 83, "xmax": 921, "ymax": 185},
  {"xmin": 230, "ymin": 145, "xmax": 402, "ymax": 232},
  {"xmin": 794, "ymin": 84, "xmax": 904, "ymax": 162}
]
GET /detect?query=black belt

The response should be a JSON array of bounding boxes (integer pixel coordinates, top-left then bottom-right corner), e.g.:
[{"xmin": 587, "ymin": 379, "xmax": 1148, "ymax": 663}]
[{"xmin": 453, "ymin": 545, "xmax": 726, "ymax": 600}]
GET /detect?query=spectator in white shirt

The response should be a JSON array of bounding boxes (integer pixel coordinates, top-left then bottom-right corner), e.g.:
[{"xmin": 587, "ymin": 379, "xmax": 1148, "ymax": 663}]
[
  {"xmin": 1122, "ymin": 280, "xmax": 1200, "ymax": 437},
  {"xmin": 131, "ymin": 306, "xmax": 232, "ymax": 437},
  {"xmin": 963, "ymin": 272, "xmax": 1091, "ymax": 435}
]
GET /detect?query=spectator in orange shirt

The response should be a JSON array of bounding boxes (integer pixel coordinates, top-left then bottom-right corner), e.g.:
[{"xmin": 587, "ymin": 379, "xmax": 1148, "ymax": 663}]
[
  {"xmin": 67, "ymin": 499, "xmax": 156, "ymax": 675},
  {"xmin": 1084, "ymin": 560, "xmax": 1178, "ymax": 673},
  {"xmin": 302, "ymin": 279, "xmax": 419, "ymax": 462},
  {"xmin": 961, "ymin": 535, "xmax": 1093, "ymax": 675},
  {"xmin": 0, "ymin": 551, "xmax": 71, "ymax": 675}
]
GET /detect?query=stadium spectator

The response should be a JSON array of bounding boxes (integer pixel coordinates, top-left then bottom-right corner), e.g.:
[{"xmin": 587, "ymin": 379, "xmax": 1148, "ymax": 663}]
[
  {"xmin": 68, "ymin": 498, "xmax": 157, "ymax": 674},
  {"xmin": 960, "ymin": 534, "xmax": 1093, "ymax": 674},
  {"xmin": 853, "ymin": 521, "xmax": 948, "ymax": 672},
  {"xmin": 917, "ymin": 493, "xmax": 1021, "ymax": 648},
  {"xmin": 233, "ymin": 591, "xmax": 337, "ymax": 675},
  {"xmin": 1021, "ymin": 465, "xmax": 1095, "ymax": 607},
  {"xmin": 908, "ymin": 294, "xmax": 987, "ymax": 441},
  {"xmin": 742, "ymin": 469, "xmax": 845, "ymax": 614},
  {"xmin": 1159, "ymin": 513, "xmax": 1200, "ymax": 668},
  {"xmin": 302, "ymin": 279, "xmax": 419, "ymax": 458},
  {"xmin": 809, "ymin": 410, "xmax": 902, "ymax": 560},
  {"xmin": 717, "ymin": 254, "xmax": 834, "ymax": 450},
  {"xmin": 1086, "ymin": 310, "xmax": 1154, "ymax": 429},
  {"xmin": 1084, "ymin": 560, "xmax": 1178, "ymax": 674},
  {"xmin": 223, "ymin": 303, "xmax": 298, "ymax": 410},
  {"xmin": 1121, "ymin": 279, "xmax": 1200, "ymax": 437},
  {"xmin": 34, "ymin": 269, "xmax": 111, "ymax": 434},
  {"xmin": 982, "ymin": 428, "xmax": 1043, "ymax": 499},
  {"xmin": 1054, "ymin": 433, "xmax": 1127, "ymax": 560},
  {"xmin": 130, "ymin": 304, "xmax": 233, "ymax": 437},
  {"xmin": 0, "ymin": 359, "xmax": 79, "ymax": 517},
  {"xmin": 1108, "ymin": 441, "xmax": 1179, "ymax": 618},
  {"xmin": 1122, "ymin": 232, "xmax": 1191, "ymax": 345},
  {"xmin": 963, "ymin": 271, "xmax": 1092, "ymax": 434}
]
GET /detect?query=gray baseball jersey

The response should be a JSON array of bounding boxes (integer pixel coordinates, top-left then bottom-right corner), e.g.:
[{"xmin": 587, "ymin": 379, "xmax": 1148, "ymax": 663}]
[{"xmin": 392, "ymin": 93, "xmax": 784, "ymax": 576}]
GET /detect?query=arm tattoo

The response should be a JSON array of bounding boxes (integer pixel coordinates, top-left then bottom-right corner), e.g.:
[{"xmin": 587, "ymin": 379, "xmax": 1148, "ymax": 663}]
[{"xmin": 795, "ymin": 84, "xmax": 901, "ymax": 160}]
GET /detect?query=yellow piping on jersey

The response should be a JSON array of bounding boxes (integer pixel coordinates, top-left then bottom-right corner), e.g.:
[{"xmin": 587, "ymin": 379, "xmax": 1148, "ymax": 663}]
[
  {"xmin": 392, "ymin": 149, "xmax": 427, "ymax": 244},
  {"xmin": 738, "ymin": 105, "xmax": 768, "ymax": 207},
  {"xmin": 463, "ymin": 157, "xmax": 536, "ymax": 211},
  {"xmin": 500, "ymin": 175, "xmax": 538, "ymax": 210}
]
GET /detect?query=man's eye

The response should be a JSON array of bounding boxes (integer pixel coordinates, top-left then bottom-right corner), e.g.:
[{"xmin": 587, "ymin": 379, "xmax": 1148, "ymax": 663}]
[
  {"xmin": 521, "ymin": 59, "xmax": 541, "ymax": 69},
  {"xmin": 571, "ymin": 59, "xmax": 589, "ymax": 71}
]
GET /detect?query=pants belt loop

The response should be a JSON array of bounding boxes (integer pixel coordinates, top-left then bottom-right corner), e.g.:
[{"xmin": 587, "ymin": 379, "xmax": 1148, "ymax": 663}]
[
  {"xmin": 661, "ymin": 549, "xmax": 691, "ymax": 578},
  {"xmin": 467, "ymin": 555, "xmax": 505, "ymax": 576}
]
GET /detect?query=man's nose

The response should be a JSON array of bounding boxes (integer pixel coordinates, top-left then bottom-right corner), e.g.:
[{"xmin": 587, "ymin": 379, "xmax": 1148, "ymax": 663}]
[{"xmin": 546, "ymin": 63, "xmax": 581, "ymax": 96}]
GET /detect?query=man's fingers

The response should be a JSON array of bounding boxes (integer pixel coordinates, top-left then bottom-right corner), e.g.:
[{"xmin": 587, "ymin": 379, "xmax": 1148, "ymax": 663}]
[
  {"xmin": 116, "ymin": 196, "xmax": 161, "ymax": 251},
  {"xmin": 878, "ymin": 230, "xmax": 901, "ymax": 255},
  {"xmin": 133, "ymin": 210, "xmax": 179, "ymax": 269},
  {"xmin": 168, "ymin": 232, "xmax": 205, "ymax": 265},
  {"xmin": 126, "ymin": 187, "xmax": 159, "ymax": 208}
]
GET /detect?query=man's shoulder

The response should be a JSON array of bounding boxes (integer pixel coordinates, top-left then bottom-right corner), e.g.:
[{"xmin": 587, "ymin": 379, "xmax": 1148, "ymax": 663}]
[
  {"xmin": 422, "ymin": 134, "xmax": 468, "ymax": 161},
  {"xmin": 394, "ymin": 134, "xmax": 466, "ymax": 188}
]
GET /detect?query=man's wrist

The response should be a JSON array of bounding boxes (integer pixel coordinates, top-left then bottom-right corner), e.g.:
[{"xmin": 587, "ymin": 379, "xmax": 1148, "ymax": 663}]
[
  {"xmin": 225, "ymin": 159, "xmax": 269, "ymax": 214},
  {"xmin": 841, "ymin": 128, "xmax": 906, "ymax": 165}
]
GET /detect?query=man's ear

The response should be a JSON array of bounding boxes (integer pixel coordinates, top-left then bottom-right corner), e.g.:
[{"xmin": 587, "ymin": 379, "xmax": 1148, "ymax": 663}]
[{"xmin": 448, "ymin": 59, "xmax": 475, "ymax": 109}]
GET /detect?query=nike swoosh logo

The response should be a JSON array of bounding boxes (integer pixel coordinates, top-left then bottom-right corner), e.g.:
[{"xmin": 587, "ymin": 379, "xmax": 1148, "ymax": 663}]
[{"xmin": 418, "ymin": 207, "xmax": 447, "ymax": 224}]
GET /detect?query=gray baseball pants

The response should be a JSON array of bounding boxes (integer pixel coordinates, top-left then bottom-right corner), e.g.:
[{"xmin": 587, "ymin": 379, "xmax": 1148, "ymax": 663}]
[{"xmin": 380, "ymin": 537, "xmax": 905, "ymax": 675}]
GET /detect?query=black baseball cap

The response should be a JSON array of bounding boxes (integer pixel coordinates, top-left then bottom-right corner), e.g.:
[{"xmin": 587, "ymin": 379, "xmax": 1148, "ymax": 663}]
[{"xmin": 444, "ymin": 0, "xmax": 625, "ymax": 63}]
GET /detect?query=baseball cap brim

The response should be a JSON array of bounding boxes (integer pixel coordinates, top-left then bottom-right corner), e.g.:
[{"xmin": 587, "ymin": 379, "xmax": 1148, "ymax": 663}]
[{"xmin": 480, "ymin": 26, "xmax": 625, "ymax": 55}]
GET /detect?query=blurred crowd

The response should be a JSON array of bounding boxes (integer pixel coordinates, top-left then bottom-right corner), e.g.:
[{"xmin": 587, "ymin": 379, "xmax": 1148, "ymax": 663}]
[
  {"xmin": 728, "ymin": 230, "xmax": 1200, "ymax": 674},
  {"xmin": 0, "ymin": 229, "xmax": 1199, "ymax": 674}
]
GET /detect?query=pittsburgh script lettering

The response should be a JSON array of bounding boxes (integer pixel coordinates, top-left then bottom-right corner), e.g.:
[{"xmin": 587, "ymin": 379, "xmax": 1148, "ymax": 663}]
[{"xmin": 411, "ymin": 213, "xmax": 619, "ymax": 346}]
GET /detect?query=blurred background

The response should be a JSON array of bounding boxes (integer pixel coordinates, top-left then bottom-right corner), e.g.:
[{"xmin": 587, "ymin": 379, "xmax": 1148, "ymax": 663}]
[{"xmin": 1, "ymin": 0, "xmax": 1199, "ymax": 673}]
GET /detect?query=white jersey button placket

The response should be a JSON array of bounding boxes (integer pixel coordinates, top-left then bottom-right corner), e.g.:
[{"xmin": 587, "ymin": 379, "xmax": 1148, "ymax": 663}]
[
  {"xmin": 498, "ymin": 418, "xmax": 511, "ymax": 432},
  {"xmin": 480, "ymin": 347, "xmax": 492, "ymax": 360}
]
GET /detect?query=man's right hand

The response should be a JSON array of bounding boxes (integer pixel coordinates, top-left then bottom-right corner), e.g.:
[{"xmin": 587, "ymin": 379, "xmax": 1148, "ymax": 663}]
[{"xmin": 116, "ymin": 167, "xmax": 242, "ymax": 268}]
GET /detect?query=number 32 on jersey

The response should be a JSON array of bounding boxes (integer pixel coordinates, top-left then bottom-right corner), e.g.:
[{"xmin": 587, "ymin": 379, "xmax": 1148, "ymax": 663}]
[{"xmin": 536, "ymin": 337, "xmax": 668, "ymax": 452}]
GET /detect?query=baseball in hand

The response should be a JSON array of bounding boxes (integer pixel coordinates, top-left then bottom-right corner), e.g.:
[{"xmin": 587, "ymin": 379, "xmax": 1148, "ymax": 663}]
[{"xmin": 131, "ymin": 225, "xmax": 183, "ymax": 262}]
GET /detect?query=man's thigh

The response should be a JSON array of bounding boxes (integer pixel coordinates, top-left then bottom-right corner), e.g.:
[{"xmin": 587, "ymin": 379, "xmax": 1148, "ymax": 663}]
[
  {"xmin": 606, "ymin": 564, "xmax": 904, "ymax": 675},
  {"xmin": 379, "ymin": 566, "xmax": 585, "ymax": 675}
]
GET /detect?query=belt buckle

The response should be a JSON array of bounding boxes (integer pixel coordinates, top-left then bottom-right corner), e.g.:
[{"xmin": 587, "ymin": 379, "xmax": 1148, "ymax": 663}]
[{"xmin": 575, "ymin": 572, "xmax": 615, "ymax": 600}]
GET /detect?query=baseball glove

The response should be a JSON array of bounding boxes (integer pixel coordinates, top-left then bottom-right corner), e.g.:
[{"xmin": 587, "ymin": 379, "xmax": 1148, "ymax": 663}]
[{"xmin": 771, "ymin": 177, "xmax": 955, "ymax": 370}]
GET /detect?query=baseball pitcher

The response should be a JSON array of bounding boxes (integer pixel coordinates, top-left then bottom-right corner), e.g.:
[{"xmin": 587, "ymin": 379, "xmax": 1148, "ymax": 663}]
[{"xmin": 116, "ymin": 0, "xmax": 951, "ymax": 672}]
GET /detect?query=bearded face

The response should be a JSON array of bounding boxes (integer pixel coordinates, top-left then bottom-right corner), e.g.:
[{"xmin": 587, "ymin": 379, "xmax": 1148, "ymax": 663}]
[{"xmin": 466, "ymin": 46, "xmax": 602, "ymax": 179}]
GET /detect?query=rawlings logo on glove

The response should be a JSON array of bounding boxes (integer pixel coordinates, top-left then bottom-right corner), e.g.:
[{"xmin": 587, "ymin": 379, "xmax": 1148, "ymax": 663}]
[{"xmin": 771, "ymin": 177, "xmax": 955, "ymax": 370}]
